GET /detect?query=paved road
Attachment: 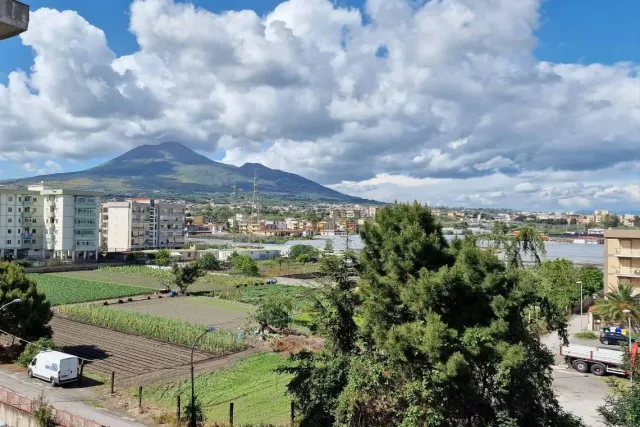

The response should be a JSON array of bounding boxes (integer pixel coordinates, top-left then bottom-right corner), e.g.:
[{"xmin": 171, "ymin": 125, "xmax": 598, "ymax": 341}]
[
  {"xmin": 545, "ymin": 314, "xmax": 609, "ymax": 426},
  {"xmin": 0, "ymin": 368, "xmax": 145, "ymax": 427}
]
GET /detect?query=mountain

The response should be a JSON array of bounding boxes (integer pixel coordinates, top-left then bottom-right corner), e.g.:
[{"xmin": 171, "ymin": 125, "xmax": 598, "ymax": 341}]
[{"xmin": 5, "ymin": 142, "xmax": 375, "ymax": 203}]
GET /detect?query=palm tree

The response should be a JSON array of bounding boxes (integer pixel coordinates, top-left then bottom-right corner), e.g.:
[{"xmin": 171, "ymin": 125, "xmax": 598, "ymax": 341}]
[
  {"xmin": 594, "ymin": 282, "xmax": 640, "ymax": 330},
  {"xmin": 506, "ymin": 225, "xmax": 546, "ymax": 268}
]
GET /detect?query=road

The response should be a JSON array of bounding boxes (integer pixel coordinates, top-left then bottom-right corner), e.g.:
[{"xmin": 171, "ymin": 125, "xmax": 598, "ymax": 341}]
[
  {"xmin": 545, "ymin": 314, "xmax": 609, "ymax": 426},
  {"xmin": 0, "ymin": 367, "xmax": 145, "ymax": 427}
]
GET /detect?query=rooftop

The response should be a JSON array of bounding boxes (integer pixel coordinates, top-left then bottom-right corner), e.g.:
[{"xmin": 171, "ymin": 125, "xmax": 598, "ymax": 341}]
[{"xmin": 0, "ymin": 0, "xmax": 28, "ymax": 40}]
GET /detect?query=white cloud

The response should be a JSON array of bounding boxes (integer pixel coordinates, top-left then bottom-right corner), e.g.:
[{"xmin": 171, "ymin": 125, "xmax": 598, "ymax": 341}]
[
  {"xmin": 37, "ymin": 160, "xmax": 63, "ymax": 175},
  {"xmin": 0, "ymin": 0, "xmax": 639, "ymax": 210},
  {"xmin": 21, "ymin": 162, "xmax": 37, "ymax": 173}
]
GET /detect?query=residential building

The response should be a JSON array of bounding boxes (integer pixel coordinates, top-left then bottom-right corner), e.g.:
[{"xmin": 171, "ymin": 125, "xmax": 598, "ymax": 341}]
[
  {"xmin": 0, "ymin": 0, "xmax": 29, "ymax": 41},
  {"xmin": 100, "ymin": 199, "xmax": 185, "ymax": 252},
  {"xmin": 0, "ymin": 189, "xmax": 43, "ymax": 259},
  {"xmin": 604, "ymin": 230, "xmax": 640, "ymax": 294}
]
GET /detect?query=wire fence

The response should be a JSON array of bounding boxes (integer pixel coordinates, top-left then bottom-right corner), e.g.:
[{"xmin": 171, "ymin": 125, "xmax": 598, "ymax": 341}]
[{"xmin": 0, "ymin": 385, "xmax": 104, "ymax": 427}]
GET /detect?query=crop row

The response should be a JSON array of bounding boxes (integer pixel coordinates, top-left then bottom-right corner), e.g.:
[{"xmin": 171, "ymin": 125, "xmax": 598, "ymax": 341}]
[
  {"xmin": 29, "ymin": 274, "xmax": 152, "ymax": 306},
  {"xmin": 58, "ymin": 304, "xmax": 245, "ymax": 354},
  {"xmin": 98, "ymin": 265, "xmax": 173, "ymax": 279}
]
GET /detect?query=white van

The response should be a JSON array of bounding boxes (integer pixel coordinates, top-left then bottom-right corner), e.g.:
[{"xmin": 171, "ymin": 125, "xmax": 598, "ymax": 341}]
[{"xmin": 27, "ymin": 350, "xmax": 80, "ymax": 387}]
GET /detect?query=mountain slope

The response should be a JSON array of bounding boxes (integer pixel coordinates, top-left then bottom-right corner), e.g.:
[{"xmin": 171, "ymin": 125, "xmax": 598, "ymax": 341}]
[{"xmin": 6, "ymin": 142, "xmax": 373, "ymax": 203}]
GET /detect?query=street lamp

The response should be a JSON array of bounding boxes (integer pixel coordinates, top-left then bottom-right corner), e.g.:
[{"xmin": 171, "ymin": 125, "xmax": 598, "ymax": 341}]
[
  {"xmin": 190, "ymin": 326, "xmax": 215, "ymax": 427},
  {"xmin": 0, "ymin": 298, "xmax": 21, "ymax": 311},
  {"xmin": 577, "ymin": 281, "xmax": 583, "ymax": 331},
  {"xmin": 623, "ymin": 309, "xmax": 633, "ymax": 386}
]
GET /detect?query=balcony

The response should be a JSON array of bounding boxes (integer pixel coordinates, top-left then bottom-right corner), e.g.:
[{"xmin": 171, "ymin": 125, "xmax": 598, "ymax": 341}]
[
  {"xmin": 614, "ymin": 249, "xmax": 640, "ymax": 258},
  {"xmin": 0, "ymin": 0, "xmax": 28, "ymax": 41},
  {"xmin": 614, "ymin": 268, "xmax": 640, "ymax": 279}
]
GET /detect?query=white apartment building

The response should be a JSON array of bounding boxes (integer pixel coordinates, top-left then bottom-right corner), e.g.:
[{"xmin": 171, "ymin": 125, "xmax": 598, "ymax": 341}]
[
  {"xmin": 0, "ymin": 184, "xmax": 101, "ymax": 261},
  {"xmin": 100, "ymin": 199, "xmax": 185, "ymax": 252}
]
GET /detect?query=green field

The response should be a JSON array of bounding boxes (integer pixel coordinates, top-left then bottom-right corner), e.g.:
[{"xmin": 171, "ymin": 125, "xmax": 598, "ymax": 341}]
[
  {"xmin": 59, "ymin": 304, "xmax": 244, "ymax": 353},
  {"xmin": 29, "ymin": 274, "xmax": 152, "ymax": 306},
  {"xmin": 211, "ymin": 284, "xmax": 316, "ymax": 310},
  {"xmin": 141, "ymin": 353, "xmax": 292, "ymax": 426}
]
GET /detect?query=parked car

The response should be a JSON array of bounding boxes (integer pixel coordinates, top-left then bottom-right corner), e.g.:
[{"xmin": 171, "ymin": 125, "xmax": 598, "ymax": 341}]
[
  {"xmin": 599, "ymin": 331, "xmax": 635, "ymax": 346},
  {"xmin": 265, "ymin": 278, "xmax": 277, "ymax": 285},
  {"xmin": 27, "ymin": 350, "xmax": 80, "ymax": 386}
]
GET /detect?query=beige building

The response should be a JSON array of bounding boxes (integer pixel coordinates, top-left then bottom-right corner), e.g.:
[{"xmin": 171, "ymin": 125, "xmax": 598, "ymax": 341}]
[
  {"xmin": 100, "ymin": 199, "xmax": 185, "ymax": 252},
  {"xmin": 604, "ymin": 230, "xmax": 640, "ymax": 294}
]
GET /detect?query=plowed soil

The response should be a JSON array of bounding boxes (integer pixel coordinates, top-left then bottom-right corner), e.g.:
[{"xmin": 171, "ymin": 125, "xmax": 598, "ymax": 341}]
[{"xmin": 51, "ymin": 317, "xmax": 215, "ymax": 380}]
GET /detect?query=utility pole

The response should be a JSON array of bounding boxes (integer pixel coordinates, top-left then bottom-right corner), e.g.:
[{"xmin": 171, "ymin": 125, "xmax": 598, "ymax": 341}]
[{"xmin": 251, "ymin": 170, "xmax": 260, "ymax": 230}]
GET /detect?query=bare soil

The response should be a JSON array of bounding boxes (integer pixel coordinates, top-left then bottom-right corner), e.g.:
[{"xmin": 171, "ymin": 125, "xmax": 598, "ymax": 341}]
[{"xmin": 106, "ymin": 296, "xmax": 256, "ymax": 331}]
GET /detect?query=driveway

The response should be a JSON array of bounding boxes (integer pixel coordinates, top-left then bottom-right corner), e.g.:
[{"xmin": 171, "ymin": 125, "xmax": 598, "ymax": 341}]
[{"xmin": 0, "ymin": 367, "xmax": 145, "ymax": 427}]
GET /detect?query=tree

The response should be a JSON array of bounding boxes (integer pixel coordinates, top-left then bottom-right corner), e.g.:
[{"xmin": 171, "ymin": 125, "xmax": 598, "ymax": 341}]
[
  {"xmin": 594, "ymin": 282, "xmax": 640, "ymax": 328},
  {"xmin": 0, "ymin": 263, "xmax": 52, "ymax": 341},
  {"xmin": 634, "ymin": 215, "xmax": 640, "ymax": 227},
  {"xmin": 254, "ymin": 296, "xmax": 293, "ymax": 333},
  {"xmin": 603, "ymin": 214, "xmax": 620, "ymax": 229},
  {"xmin": 536, "ymin": 259, "xmax": 580, "ymax": 312},
  {"xmin": 171, "ymin": 262, "xmax": 203, "ymax": 295},
  {"xmin": 507, "ymin": 225, "xmax": 547, "ymax": 268},
  {"xmin": 32, "ymin": 392, "xmax": 54, "ymax": 427},
  {"xmin": 155, "ymin": 248, "xmax": 172, "ymax": 266},
  {"xmin": 598, "ymin": 361, "xmax": 640, "ymax": 426},
  {"xmin": 289, "ymin": 245, "xmax": 320, "ymax": 263},
  {"xmin": 17, "ymin": 338, "xmax": 56, "ymax": 367},
  {"xmin": 182, "ymin": 397, "xmax": 205, "ymax": 426},
  {"xmin": 196, "ymin": 253, "xmax": 220, "ymax": 271},
  {"xmin": 492, "ymin": 221, "xmax": 510, "ymax": 235},
  {"xmin": 579, "ymin": 266, "xmax": 604, "ymax": 297},
  {"xmin": 284, "ymin": 203, "xmax": 581, "ymax": 427},
  {"xmin": 229, "ymin": 253, "xmax": 260, "ymax": 277},
  {"xmin": 323, "ymin": 239, "xmax": 334, "ymax": 255}
]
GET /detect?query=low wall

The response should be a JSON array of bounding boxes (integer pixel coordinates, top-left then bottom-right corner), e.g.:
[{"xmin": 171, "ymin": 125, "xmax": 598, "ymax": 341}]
[{"xmin": 0, "ymin": 402, "xmax": 35, "ymax": 427}]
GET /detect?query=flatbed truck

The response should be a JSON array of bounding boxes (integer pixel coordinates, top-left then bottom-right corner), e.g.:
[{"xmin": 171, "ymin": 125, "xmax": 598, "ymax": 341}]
[{"xmin": 560, "ymin": 343, "xmax": 634, "ymax": 377}]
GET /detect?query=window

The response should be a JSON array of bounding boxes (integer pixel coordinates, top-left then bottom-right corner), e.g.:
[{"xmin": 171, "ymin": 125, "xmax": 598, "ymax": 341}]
[
  {"xmin": 33, "ymin": 198, "xmax": 37, "ymax": 202},
  {"xmin": 7, "ymin": 229, "xmax": 11, "ymax": 234},
  {"xmin": 18, "ymin": 197, "xmax": 21, "ymax": 202},
  {"xmin": 7, "ymin": 218, "xmax": 11, "ymax": 224},
  {"xmin": 7, "ymin": 207, "xmax": 12, "ymax": 213},
  {"xmin": 32, "ymin": 219, "xmax": 36, "ymax": 224},
  {"xmin": 17, "ymin": 208, "xmax": 21, "ymax": 213},
  {"xmin": 17, "ymin": 240, "xmax": 20, "ymax": 244},
  {"xmin": 24, "ymin": 207, "xmax": 29, "ymax": 213},
  {"xmin": 32, "ymin": 229, "xmax": 36, "ymax": 234},
  {"xmin": 32, "ymin": 239, "xmax": 36, "ymax": 244},
  {"xmin": 7, "ymin": 196, "xmax": 12, "ymax": 202},
  {"xmin": 17, "ymin": 229, "xmax": 21, "ymax": 234},
  {"xmin": 6, "ymin": 240, "xmax": 10, "ymax": 245}
]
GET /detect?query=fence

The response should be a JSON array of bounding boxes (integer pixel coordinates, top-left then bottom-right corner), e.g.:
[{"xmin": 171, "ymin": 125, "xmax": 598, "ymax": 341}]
[{"xmin": 0, "ymin": 386, "xmax": 103, "ymax": 427}]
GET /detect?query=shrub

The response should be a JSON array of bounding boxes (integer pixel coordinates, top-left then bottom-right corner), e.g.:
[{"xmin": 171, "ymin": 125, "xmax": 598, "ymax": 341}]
[
  {"xmin": 17, "ymin": 338, "xmax": 57, "ymax": 367},
  {"xmin": 254, "ymin": 296, "xmax": 293, "ymax": 333},
  {"xmin": 575, "ymin": 331, "xmax": 598, "ymax": 340},
  {"xmin": 196, "ymin": 253, "xmax": 220, "ymax": 271},
  {"xmin": 156, "ymin": 249, "xmax": 172, "ymax": 266},
  {"xmin": 32, "ymin": 392, "xmax": 54, "ymax": 427}
]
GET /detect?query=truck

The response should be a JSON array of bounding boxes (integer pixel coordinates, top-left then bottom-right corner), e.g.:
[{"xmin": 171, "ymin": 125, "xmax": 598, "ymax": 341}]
[
  {"xmin": 27, "ymin": 350, "xmax": 80, "ymax": 387},
  {"xmin": 560, "ymin": 343, "xmax": 638, "ymax": 377}
]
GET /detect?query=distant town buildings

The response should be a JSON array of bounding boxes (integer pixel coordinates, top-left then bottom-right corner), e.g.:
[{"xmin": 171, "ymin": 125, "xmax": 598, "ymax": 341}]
[{"xmin": 100, "ymin": 199, "xmax": 185, "ymax": 252}]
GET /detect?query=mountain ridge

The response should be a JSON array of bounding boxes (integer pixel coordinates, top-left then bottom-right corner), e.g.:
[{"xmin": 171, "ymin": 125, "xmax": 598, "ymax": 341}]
[{"xmin": 4, "ymin": 142, "xmax": 376, "ymax": 204}]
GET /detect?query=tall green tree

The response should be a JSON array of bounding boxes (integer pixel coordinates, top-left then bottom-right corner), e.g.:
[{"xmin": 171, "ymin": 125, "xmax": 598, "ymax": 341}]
[
  {"xmin": 229, "ymin": 253, "xmax": 260, "ymax": 277},
  {"xmin": 285, "ymin": 203, "xmax": 580, "ymax": 427},
  {"xmin": 171, "ymin": 262, "xmax": 203, "ymax": 295},
  {"xmin": 603, "ymin": 214, "xmax": 620, "ymax": 229},
  {"xmin": 0, "ymin": 263, "xmax": 52, "ymax": 341},
  {"xmin": 155, "ymin": 248, "xmax": 172, "ymax": 266}
]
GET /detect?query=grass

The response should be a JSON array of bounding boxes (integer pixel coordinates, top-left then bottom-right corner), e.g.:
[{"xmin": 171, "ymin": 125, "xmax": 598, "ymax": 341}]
[
  {"xmin": 141, "ymin": 353, "xmax": 292, "ymax": 426},
  {"xmin": 575, "ymin": 331, "xmax": 599, "ymax": 340},
  {"xmin": 210, "ymin": 284, "xmax": 317, "ymax": 310},
  {"xmin": 257, "ymin": 260, "xmax": 321, "ymax": 277},
  {"xmin": 58, "ymin": 304, "xmax": 244, "ymax": 354},
  {"xmin": 29, "ymin": 274, "xmax": 152, "ymax": 306}
]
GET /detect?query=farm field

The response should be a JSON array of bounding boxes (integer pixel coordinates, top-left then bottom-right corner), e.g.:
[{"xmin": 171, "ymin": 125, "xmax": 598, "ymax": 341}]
[
  {"xmin": 51, "ymin": 317, "xmax": 215, "ymax": 380},
  {"xmin": 109, "ymin": 297, "xmax": 256, "ymax": 331},
  {"xmin": 59, "ymin": 304, "xmax": 244, "ymax": 353},
  {"xmin": 141, "ymin": 353, "xmax": 292, "ymax": 426},
  {"xmin": 54, "ymin": 268, "xmax": 264, "ymax": 292},
  {"xmin": 211, "ymin": 284, "xmax": 317, "ymax": 311},
  {"xmin": 29, "ymin": 274, "xmax": 152, "ymax": 305}
]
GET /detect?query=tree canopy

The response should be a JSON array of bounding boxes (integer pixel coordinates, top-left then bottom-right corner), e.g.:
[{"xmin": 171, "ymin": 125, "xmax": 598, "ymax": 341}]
[
  {"xmin": 171, "ymin": 262, "xmax": 203, "ymax": 295},
  {"xmin": 0, "ymin": 263, "xmax": 52, "ymax": 341},
  {"xmin": 229, "ymin": 253, "xmax": 260, "ymax": 277},
  {"xmin": 284, "ymin": 202, "xmax": 581, "ymax": 427},
  {"xmin": 155, "ymin": 248, "xmax": 172, "ymax": 266},
  {"xmin": 196, "ymin": 253, "xmax": 220, "ymax": 271},
  {"xmin": 289, "ymin": 245, "xmax": 320, "ymax": 263}
]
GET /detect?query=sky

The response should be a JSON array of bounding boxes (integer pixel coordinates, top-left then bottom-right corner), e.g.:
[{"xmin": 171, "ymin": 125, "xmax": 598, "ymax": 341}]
[{"xmin": 0, "ymin": 0, "xmax": 639, "ymax": 211}]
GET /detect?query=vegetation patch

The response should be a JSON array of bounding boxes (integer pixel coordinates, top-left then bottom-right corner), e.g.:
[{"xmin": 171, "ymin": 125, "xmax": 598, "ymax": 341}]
[
  {"xmin": 29, "ymin": 274, "xmax": 152, "ymax": 306},
  {"xmin": 58, "ymin": 304, "xmax": 244, "ymax": 354},
  {"xmin": 574, "ymin": 331, "xmax": 598, "ymax": 340},
  {"xmin": 141, "ymin": 353, "xmax": 292, "ymax": 426}
]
